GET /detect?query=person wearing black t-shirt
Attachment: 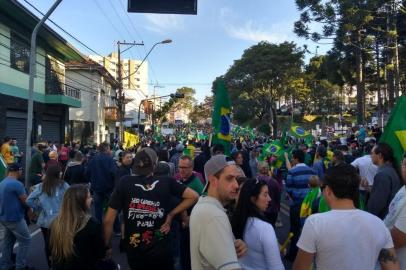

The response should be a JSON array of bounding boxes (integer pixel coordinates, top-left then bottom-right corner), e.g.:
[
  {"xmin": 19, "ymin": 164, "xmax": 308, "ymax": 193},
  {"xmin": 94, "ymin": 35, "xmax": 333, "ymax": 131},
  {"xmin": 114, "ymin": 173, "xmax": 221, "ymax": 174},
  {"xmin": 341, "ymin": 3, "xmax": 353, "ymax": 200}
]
[{"xmin": 103, "ymin": 147, "xmax": 199, "ymax": 270}]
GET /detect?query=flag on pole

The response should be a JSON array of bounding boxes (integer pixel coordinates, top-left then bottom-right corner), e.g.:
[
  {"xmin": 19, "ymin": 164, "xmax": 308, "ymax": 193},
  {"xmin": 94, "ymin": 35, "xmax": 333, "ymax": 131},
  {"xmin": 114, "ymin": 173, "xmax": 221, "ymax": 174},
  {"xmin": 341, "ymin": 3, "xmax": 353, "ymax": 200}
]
[
  {"xmin": 212, "ymin": 80, "xmax": 232, "ymax": 155},
  {"xmin": 379, "ymin": 96, "xmax": 406, "ymax": 168}
]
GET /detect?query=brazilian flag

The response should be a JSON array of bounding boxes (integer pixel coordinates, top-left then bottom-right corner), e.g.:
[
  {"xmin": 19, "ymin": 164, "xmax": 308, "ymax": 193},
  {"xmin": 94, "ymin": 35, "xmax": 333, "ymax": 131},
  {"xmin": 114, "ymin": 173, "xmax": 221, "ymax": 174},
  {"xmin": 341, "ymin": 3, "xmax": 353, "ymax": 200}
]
[
  {"xmin": 380, "ymin": 96, "xmax": 406, "ymax": 168},
  {"xmin": 290, "ymin": 125, "xmax": 309, "ymax": 138},
  {"xmin": 211, "ymin": 80, "xmax": 232, "ymax": 155},
  {"xmin": 264, "ymin": 140, "xmax": 284, "ymax": 157}
]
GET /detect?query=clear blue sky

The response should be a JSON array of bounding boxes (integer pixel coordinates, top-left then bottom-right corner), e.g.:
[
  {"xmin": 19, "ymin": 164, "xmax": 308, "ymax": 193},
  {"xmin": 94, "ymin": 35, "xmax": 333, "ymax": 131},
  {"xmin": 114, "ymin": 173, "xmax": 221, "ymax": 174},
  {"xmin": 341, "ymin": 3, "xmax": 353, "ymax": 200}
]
[{"xmin": 20, "ymin": 0, "xmax": 331, "ymax": 102}]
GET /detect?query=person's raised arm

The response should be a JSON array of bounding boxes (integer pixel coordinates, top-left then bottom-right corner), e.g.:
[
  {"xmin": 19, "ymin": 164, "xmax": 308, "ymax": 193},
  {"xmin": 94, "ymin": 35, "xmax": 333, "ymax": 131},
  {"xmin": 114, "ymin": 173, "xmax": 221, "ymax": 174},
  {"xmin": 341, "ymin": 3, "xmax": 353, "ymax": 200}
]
[
  {"xmin": 284, "ymin": 152, "xmax": 292, "ymax": 170},
  {"xmin": 160, "ymin": 187, "xmax": 198, "ymax": 234}
]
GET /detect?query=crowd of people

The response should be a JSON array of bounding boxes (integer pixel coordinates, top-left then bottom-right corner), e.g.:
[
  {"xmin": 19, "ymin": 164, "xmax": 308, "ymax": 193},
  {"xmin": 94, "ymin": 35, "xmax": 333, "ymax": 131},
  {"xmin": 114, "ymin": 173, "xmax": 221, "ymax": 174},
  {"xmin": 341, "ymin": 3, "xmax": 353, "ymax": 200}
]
[{"xmin": 0, "ymin": 125, "xmax": 405, "ymax": 270}]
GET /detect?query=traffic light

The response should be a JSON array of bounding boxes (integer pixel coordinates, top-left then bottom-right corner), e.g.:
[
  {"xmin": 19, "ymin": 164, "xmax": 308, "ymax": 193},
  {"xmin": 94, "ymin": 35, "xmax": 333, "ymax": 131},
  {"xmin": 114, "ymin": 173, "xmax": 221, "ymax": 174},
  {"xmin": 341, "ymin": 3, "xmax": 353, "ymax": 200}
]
[{"xmin": 170, "ymin": 93, "xmax": 185, "ymax": 98}]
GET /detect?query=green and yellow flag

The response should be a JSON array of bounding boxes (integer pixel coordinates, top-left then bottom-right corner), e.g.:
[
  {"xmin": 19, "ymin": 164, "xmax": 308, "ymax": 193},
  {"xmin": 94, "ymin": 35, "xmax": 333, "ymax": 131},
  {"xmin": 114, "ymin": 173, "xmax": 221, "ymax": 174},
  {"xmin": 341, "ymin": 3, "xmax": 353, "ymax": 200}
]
[
  {"xmin": 380, "ymin": 96, "xmax": 406, "ymax": 168},
  {"xmin": 212, "ymin": 80, "xmax": 232, "ymax": 155},
  {"xmin": 264, "ymin": 140, "xmax": 284, "ymax": 157},
  {"xmin": 290, "ymin": 125, "xmax": 309, "ymax": 138}
]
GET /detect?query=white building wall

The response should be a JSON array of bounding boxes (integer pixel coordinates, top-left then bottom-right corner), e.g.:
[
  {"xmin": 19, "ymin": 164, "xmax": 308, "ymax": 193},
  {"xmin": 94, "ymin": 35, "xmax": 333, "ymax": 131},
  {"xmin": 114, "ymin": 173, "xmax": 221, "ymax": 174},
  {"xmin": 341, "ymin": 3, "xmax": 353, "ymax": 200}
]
[
  {"xmin": 66, "ymin": 70, "xmax": 105, "ymax": 144},
  {"xmin": 89, "ymin": 53, "xmax": 149, "ymax": 123}
]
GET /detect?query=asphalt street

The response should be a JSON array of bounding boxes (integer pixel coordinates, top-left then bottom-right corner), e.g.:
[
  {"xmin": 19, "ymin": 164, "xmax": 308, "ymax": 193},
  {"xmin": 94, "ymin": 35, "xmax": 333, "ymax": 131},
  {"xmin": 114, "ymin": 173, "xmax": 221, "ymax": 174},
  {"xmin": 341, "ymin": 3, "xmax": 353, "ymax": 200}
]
[{"xmin": 10, "ymin": 203, "xmax": 292, "ymax": 270}]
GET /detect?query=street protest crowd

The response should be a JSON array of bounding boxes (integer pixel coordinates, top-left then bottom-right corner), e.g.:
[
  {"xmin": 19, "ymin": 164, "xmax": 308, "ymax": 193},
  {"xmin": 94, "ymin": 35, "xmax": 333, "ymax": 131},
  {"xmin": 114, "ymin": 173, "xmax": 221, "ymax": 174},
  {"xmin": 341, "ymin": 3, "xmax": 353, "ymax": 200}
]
[{"xmin": 0, "ymin": 120, "xmax": 405, "ymax": 270}]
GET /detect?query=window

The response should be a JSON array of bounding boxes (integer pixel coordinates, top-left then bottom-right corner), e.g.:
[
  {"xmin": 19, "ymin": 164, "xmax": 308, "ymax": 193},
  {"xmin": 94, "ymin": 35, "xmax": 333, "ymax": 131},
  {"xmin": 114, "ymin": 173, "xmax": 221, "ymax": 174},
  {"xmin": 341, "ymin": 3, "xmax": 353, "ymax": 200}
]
[
  {"xmin": 10, "ymin": 32, "xmax": 30, "ymax": 74},
  {"xmin": 45, "ymin": 56, "xmax": 65, "ymax": 95}
]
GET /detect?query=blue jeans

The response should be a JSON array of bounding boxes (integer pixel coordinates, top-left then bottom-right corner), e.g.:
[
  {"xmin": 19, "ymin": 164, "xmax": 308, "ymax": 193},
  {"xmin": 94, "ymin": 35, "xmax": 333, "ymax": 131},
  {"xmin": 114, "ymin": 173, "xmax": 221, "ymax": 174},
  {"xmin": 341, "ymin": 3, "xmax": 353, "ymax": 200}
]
[
  {"xmin": 0, "ymin": 220, "xmax": 31, "ymax": 270},
  {"xmin": 93, "ymin": 191, "xmax": 120, "ymax": 232}
]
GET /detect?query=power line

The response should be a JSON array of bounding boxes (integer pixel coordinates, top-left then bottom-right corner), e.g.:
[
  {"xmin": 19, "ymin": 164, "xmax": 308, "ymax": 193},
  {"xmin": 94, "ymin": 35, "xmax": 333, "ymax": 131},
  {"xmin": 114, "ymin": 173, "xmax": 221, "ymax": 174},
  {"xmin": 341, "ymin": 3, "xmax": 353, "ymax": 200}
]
[
  {"xmin": 22, "ymin": 0, "xmax": 147, "ymax": 91},
  {"xmin": 0, "ymin": 57, "xmax": 96, "ymax": 99},
  {"xmin": 91, "ymin": 0, "xmax": 126, "ymax": 40},
  {"xmin": 21, "ymin": 0, "xmax": 116, "ymax": 67},
  {"xmin": 117, "ymin": 0, "xmax": 160, "ymax": 87},
  {"xmin": 117, "ymin": 0, "xmax": 144, "ymax": 42},
  {"xmin": 0, "ymin": 36, "xmax": 105, "ymax": 93},
  {"xmin": 0, "ymin": 39, "xmax": 111, "ymax": 96},
  {"xmin": 20, "ymin": 0, "xmax": 157, "ymax": 100}
]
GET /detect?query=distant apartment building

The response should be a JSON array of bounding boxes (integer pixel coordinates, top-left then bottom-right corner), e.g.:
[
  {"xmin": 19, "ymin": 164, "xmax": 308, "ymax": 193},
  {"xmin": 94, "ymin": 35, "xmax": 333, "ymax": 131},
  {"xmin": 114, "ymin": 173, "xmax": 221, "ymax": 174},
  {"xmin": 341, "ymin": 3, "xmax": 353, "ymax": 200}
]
[
  {"xmin": 166, "ymin": 104, "xmax": 190, "ymax": 124},
  {"xmin": 89, "ymin": 53, "xmax": 149, "ymax": 127}
]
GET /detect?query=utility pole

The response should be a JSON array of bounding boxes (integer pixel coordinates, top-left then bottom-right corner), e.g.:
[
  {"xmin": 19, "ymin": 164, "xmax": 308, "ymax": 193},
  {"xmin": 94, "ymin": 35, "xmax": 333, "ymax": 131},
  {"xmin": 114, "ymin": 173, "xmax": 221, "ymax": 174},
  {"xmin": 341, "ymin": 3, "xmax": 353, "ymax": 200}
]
[
  {"xmin": 152, "ymin": 85, "xmax": 165, "ymax": 129},
  {"xmin": 25, "ymin": 0, "xmax": 62, "ymax": 188},
  {"xmin": 116, "ymin": 41, "xmax": 144, "ymax": 142}
]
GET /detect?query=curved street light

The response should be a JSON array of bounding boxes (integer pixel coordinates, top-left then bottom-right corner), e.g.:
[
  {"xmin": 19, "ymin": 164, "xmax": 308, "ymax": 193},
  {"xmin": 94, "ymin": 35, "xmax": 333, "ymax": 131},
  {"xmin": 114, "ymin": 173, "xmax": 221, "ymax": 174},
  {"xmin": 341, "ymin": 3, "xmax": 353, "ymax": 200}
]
[{"xmin": 122, "ymin": 39, "xmax": 172, "ymax": 80}]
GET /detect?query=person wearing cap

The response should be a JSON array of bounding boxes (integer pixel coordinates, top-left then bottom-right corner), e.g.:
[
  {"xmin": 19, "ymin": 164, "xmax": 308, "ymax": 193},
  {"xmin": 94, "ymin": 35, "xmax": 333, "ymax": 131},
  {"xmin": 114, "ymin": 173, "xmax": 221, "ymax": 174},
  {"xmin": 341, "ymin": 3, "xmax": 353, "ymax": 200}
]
[
  {"xmin": 170, "ymin": 143, "xmax": 185, "ymax": 173},
  {"xmin": 0, "ymin": 163, "xmax": 34, "ymax": 270},
  {"xmin": 189, "ymin": 155, "xmax": 247, "ymax": 270},
  {"xmin": 103, "ymin": 147, "xmax": 199, "ymax": 270}
]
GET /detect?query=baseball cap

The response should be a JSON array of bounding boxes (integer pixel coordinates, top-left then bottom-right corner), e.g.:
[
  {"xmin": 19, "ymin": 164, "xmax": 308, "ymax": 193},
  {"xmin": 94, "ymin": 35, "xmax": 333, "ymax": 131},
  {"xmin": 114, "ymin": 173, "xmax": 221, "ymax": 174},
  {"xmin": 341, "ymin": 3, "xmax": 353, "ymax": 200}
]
[
  {"xmin": 176, "ymin": 144, "xmax": 184, "ymax": 152},
  {"xmin": 133, "ymin": 147, "xmax": 158, "ymax": 176},
  {"xmin": 8, "ymin": 163, "xmax": 23, "ymax": 172},
  {"xmin": 204, "ymin": 155, "xmax": 235, "ymax": 181}
]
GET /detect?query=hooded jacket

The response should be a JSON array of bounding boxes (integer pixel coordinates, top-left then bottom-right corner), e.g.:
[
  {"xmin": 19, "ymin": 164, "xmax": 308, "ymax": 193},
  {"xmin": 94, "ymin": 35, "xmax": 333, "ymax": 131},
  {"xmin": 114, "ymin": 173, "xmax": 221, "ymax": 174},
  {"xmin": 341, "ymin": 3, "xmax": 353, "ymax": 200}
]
[{"xmin": 64, "ymin": 161, "xmax": 87, "ymax": 185}]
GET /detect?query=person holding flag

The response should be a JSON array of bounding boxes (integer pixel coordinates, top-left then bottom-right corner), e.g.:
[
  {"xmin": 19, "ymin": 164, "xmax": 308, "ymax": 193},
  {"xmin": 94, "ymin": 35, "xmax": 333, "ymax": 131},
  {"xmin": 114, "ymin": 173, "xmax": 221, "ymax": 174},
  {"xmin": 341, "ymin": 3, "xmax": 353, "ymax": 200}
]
[{"xmin": 211, "ymin": 80, "xmax": 232, "ymax": 156}]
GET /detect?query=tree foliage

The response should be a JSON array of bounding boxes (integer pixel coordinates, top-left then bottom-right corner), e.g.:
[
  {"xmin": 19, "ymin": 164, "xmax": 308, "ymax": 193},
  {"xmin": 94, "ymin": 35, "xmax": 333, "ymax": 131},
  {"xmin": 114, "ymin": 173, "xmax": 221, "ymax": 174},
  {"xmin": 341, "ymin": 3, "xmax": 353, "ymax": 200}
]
[
  {"xmin": 294, "ymin": 0, "xmax": 406, "ymax": 124},
  {"xmin": 221, "ymin": 41, "xmax": 304, "ymax": 136},
  {"xmin": 154, "ymin": 87, "xmax": 196, "ymax": 123}
]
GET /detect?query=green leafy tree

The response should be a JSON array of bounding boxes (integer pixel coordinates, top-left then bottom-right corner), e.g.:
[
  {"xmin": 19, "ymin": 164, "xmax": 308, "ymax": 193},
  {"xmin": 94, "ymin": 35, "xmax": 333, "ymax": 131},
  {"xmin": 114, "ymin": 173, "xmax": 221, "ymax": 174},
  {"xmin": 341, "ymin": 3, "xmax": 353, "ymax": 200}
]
[
  {"xmin": 294, "ymin": 0, "xmax": 383, "ymax": 124},
  {"xmin": 154, "ymin": 87, "xmax": 196, "ymax": 123},
  {"xmin": 220, "ymin": 41, "xmax": 304, "ymax": 137}
]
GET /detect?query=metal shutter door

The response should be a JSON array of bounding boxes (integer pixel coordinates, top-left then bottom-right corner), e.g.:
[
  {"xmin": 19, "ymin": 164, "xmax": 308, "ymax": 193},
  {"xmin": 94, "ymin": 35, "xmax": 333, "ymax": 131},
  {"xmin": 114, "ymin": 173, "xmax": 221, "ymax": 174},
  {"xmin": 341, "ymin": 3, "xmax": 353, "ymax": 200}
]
[
  {"xmin": 42, "ymin": 120, "xmax": 60, "ymax": 143},
  {"xmin": 6, "ymin": 117, "xmax": 27, "ymax": 152}
]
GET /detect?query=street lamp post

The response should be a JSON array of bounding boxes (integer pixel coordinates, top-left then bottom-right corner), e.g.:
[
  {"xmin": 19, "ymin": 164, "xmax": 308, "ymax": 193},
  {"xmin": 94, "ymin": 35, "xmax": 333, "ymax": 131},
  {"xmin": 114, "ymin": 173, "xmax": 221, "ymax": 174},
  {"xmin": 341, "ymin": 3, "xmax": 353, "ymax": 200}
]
[
  {"xmin": 25, "ymin": 0, "xmax": 62, "ymax": 188},
  {"xmin": 121, "ymin": 39, "xmax": 172, "ymax": 81},
  {"xmin": 121, "ymin": 39, "xmax": 171, "ymax": 138}
]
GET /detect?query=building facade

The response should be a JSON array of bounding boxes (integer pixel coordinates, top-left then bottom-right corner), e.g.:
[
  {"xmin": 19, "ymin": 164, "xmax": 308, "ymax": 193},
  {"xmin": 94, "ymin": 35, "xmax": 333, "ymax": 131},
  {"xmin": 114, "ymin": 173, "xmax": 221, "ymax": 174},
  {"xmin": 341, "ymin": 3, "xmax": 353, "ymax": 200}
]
[
  {"xmin": 89, "ymin": 53, "xmax": 149, "ymax": 129},
  {"xmin": 66, "ymin": 60, "xmax": 119, "ymax": 145},
  {"xmin": 0, "ymin": 0, "xmax": 83, "ymax": 152}
]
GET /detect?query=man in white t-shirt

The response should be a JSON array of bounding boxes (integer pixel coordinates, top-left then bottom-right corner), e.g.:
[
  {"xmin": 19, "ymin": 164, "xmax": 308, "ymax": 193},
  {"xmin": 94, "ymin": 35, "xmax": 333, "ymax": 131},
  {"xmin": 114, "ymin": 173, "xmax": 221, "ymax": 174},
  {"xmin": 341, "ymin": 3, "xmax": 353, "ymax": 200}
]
[
  {"xmin": 351, "ymin": 143, "xmax": 378, "ymax": 189},
  {"xmin": 384, "ymin": 153, "xmax": 406, "ymax": 269},
  {"xmin": 293, "ymin": 163, "xmax": 399, "ymax": 270},
  {"xmin": 190, "ymin": 155, "xmax": 247, "ymax": 270}
]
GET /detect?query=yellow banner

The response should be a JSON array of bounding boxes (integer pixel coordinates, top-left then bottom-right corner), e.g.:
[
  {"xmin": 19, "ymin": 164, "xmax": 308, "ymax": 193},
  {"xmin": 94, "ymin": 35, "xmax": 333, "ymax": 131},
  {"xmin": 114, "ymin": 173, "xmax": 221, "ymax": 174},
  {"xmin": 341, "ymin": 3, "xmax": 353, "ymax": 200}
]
[
  {"xmin": 124, "ymin": 131, "xmax": 139, "ymax": 149},
  {"xmin": 303, "ymin": 115, "xmax": 317, "ymax": 122}
]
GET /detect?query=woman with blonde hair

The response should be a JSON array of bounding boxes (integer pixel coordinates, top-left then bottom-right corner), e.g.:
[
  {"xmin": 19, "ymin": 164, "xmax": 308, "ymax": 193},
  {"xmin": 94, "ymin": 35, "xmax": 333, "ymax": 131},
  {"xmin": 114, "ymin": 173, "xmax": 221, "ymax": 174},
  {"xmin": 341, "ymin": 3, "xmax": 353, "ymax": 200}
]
[{"xmin": 50, "ymin": 184, "xmax": 107, "ymax": 270}]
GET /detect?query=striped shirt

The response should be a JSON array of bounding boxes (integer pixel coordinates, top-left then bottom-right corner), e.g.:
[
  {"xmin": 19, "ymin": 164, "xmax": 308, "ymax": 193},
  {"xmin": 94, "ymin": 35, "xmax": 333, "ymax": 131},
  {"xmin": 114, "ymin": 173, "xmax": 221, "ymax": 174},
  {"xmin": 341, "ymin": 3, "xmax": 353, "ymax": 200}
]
[{"xmin": 286, "ymin": 163, "xmax": 315, "ymax": 206}]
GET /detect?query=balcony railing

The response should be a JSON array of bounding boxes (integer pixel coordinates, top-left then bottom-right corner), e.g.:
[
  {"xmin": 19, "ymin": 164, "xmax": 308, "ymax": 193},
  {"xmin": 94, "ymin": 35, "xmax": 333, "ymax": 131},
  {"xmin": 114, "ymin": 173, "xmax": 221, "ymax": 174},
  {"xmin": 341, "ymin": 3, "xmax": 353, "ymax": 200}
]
[
  {"xmin": 45, "ymin": 81, "xmax": 81, "ymax": 100},
  {"xmin": 105, "ymin": 106, "xmax": 119, "ymax": 121},
  {"xmin": 65, "ymin": 84, "xmax": 81, "ymax": 100}
]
